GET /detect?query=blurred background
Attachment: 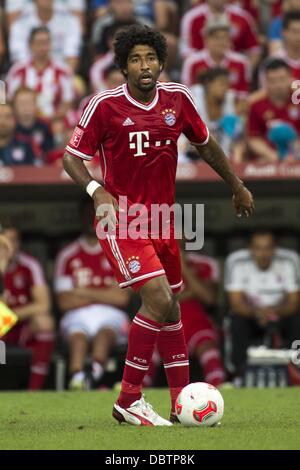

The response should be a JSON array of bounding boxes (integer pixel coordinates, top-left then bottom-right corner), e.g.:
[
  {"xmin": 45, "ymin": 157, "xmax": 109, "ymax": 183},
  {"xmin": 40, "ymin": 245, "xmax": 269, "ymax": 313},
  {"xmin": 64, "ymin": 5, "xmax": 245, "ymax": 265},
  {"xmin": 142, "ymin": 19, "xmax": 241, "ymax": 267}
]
[{"xmin": 1, "ymin": 0, "xmax": 300, "ymax": 392}]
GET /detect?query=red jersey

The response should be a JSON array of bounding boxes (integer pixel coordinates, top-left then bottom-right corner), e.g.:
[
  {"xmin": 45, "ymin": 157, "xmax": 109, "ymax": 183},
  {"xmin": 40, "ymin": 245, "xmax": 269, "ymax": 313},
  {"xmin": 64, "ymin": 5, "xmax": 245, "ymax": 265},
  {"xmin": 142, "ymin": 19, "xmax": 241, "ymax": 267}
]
[
  {"xmin": 4, "ymin": 252, "xmax": 47, "ymax": 309},
  {"xmin": 54, "ymin": 236, "xmax": 116, "ymax": 298},
  {"xmin": 66, "ymin": 82, "xmax": 209, "ymax": 215},
  {"xmin": 194, "ymin": 1, "xmax": 281, "ymax": 23},
  {"xmin": 180, "ymin": 3, "xmax": 260, "ymax": 58},
  {"xmin": 181, "ymin": 48, "xmax": 250, "ymax": 97},
  {"xmin": 247, "ymin": 95, "xmax": 300, "ymax": 147}
]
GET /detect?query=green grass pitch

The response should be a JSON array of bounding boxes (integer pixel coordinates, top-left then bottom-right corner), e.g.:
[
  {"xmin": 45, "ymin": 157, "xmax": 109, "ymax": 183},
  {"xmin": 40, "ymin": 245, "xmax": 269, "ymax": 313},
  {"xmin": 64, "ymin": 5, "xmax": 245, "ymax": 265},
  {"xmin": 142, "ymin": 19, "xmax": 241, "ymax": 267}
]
[{"xmin": 0, "ymin": 388, "xmax": 300, "ymax": 450}]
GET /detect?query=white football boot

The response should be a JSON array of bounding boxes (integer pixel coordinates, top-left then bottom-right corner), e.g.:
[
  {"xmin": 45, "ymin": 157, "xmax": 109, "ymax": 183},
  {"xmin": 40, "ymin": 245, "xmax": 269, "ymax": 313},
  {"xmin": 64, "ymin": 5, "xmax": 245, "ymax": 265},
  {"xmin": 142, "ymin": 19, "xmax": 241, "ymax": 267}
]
[{"xmin": 113, "ymin": 395, "xmax": 172, "ymax": 426}]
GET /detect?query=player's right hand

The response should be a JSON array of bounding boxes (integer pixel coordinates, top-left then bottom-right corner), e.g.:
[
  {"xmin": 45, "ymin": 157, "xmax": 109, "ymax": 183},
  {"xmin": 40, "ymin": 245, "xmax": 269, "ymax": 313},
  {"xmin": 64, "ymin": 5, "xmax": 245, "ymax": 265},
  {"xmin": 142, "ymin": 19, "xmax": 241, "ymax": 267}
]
[
  {"xmin": 232, "ymin": 185, "xmax": 254, "ymax": 218},
  {"xmin": 93, "ymin": 187, "xmax": 120, "ymax": 232}
]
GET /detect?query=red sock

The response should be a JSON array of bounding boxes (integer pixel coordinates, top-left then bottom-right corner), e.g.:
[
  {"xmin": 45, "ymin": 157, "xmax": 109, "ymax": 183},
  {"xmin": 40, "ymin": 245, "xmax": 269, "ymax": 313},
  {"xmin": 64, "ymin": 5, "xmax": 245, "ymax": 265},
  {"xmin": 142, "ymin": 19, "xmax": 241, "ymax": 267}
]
[
  {"xmin": 157, "ymin": 320, "xmax": 189, "ymax": 413},
  {"xmin": 118, "ymin": 313, "xmax": 161, "ymax": 408},
  {"xmin": 143, "ymin": 349, "xmax": 161, "ymax": 387},
  {"xmin": 199, "ymin": 348, "xmax": 225, "ymax": 387},
  {"xmin": 28, "ymin": 331, "xmax": 55, "ymax": 390}
]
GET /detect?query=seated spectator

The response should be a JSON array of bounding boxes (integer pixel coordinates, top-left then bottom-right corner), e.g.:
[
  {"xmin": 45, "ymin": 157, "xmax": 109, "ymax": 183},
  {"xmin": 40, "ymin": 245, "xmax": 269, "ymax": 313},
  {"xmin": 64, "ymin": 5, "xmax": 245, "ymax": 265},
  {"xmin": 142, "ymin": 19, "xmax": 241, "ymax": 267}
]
[
  {"xmin": 268, "ymin": 0, "xmax": 300, "ymax": 55},
  {"xmin": 92, "ymin": 0, "xmax": 151, "ymax": 56},
  {"xmin": 92, "ymin": 0, "xmax": 178, "ymax": 28},
  {"xmin": 225, "ymin": 230, "xmax": 300, "ymax": 382},
  {"xmin": 6, "ymin": 0, "xmax": 86, "ymax": 32},
  {"xmin": 92, "ymin": 0, "xmax": 178, "ymax": 70},
  {"xmin": 144, "ymin": 247, "xmax": 225, "ymax": 388},
  {"xmin": 90, "ymin": 20, "xmax": 135, "ymax": 93},
  {"xmin": 0, "ymin": 103, "xmax": 38, "ymax": 166},
  {"xmin": 90, "ymin": 61, "xmax": 125, "ymax": 95},
  {"xmin": 9, "ymin": 0, "xmax": 82, "ymax": 71},
  {"xmin": 1, "ymin": 223, "xmax": 55, "ymax": 390},
  {"xmin": 13, "ymin": 87, "xmax": 54, "ymax": 163},
  {"xmin": 180, "ymin": 0, "xmax": 260, "ymax": 67},
  {"xmin": 54, "ymin": 200, "xmax": 130, "ymax": 390},
  {"xmin": 273, "ymin": 11, "xmax": 300, "ymax": 81},
  {"xmin": 196, "ymin": 0, "xmax": 282, "ymax": 23},
  {"xmin": 247, "ymin": 58, "xmax": 300, "ymax": 162},
  {"xmin": 181, "ymin": 16, "xmax": 250, "ymax": 99},
  {"xmin": 179, "ymin": 68, "xmax": 245, "ymax": 163},
  {"xmin": 6, "ymin": 26, "xmax": 74, "ymax": 119}
]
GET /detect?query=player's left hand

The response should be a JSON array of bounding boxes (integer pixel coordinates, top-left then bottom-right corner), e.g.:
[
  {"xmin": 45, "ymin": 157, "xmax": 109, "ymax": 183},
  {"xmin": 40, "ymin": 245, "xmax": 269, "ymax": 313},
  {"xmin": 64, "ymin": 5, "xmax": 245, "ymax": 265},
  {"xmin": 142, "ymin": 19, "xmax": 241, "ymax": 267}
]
[{"xmin": 232, "ymin": 185, "xmax": 254, "ymax": 218}]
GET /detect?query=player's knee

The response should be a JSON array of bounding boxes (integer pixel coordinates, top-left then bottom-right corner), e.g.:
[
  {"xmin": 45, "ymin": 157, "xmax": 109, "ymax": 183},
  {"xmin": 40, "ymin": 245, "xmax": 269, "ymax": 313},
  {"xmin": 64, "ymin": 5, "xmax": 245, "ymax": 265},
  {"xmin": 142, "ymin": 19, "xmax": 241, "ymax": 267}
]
[{"xmin": 141, "ymin": 287, "xmax": 173, "ymax": 322}]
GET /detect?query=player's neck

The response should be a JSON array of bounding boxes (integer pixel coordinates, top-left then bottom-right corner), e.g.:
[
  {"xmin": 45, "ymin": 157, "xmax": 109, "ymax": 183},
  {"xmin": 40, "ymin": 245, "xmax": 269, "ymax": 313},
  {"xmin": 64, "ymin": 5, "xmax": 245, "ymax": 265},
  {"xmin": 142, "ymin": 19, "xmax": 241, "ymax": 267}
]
[
  {"xmin": 126, "ymin": 82, "xmax": 157, "ymax": 104},
  {"xmin": 33, "ymin": 57, "xmax": 51, "ymax": 72},
  {"xmin": 270, "ymin": 93, "xmax": 289, "ymax": 107}
]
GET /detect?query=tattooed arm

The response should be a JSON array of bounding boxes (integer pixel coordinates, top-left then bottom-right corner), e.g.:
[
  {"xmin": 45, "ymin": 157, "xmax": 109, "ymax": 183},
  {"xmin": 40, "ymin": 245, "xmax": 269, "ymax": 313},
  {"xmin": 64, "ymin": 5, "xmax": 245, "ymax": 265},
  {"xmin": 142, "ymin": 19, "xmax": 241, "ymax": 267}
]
[{"xmin": 193, "ymin": 135, "xmax": 254, "ymax": 217}]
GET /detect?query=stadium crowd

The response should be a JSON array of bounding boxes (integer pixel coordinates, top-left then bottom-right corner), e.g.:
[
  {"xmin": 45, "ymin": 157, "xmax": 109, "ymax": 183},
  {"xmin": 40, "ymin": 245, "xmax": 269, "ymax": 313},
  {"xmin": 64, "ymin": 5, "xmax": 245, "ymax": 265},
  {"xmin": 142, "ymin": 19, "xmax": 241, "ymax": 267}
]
[
  {"xmin": 0, "ymin": 0, "xmax": 300, "ymax": 166},
  {"xmin": 1, "ymin": 1, "xmax": 300, "ymax": 391}
]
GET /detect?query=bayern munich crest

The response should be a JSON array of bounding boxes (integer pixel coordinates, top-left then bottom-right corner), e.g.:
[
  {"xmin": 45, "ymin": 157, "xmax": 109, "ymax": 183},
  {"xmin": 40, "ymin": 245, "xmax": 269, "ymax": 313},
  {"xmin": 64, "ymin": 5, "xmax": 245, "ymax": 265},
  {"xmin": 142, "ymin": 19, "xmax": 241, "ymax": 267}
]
[
  {"xmin": 162, "ymin": 108, "xmax": 176, "ymax": 126},
  {"xmin": 126, "ymin": 256, "xmax": 141, "ymax": 274}
]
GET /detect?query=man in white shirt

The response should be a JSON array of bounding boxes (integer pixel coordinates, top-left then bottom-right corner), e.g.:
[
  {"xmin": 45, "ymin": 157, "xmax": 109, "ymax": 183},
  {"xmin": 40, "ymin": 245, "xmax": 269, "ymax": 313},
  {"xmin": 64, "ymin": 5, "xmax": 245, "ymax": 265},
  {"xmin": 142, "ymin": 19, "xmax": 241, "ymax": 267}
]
[
  {"xmin": 9, "ymin": 0, "xmax": 82, "ymax": 71},
  {"xmin": 225, "ymin": 230, "xmax": 300, "ymax": 376}
]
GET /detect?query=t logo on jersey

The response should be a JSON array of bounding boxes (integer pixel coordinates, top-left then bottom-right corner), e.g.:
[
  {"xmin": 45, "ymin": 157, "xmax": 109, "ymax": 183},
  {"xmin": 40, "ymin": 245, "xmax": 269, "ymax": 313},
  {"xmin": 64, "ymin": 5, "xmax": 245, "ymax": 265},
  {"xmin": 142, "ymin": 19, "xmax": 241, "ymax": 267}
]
[{"xmin": 129, "ymin": 131, "xmax": 150, "ymax": 156}]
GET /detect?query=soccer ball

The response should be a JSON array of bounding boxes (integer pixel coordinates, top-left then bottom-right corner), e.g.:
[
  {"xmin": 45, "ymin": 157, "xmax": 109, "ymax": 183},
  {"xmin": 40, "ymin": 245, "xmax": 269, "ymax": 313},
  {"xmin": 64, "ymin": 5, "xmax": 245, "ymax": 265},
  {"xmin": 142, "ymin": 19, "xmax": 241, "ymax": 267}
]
[{"xmin": 175, "ymin": 382, "xmax": 224, "ymax": 427}]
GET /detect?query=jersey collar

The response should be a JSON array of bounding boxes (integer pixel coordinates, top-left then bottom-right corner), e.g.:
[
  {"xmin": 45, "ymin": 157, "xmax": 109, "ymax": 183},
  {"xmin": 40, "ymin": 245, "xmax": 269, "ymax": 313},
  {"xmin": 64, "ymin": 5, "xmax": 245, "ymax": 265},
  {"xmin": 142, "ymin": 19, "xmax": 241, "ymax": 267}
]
[
  {"xmin": 123, "ymin": 83, "xmax": 159, "ymax": 111},
  {"xmin": 79, "ymin": 237, "xmax": 102, "ymax": 255}
]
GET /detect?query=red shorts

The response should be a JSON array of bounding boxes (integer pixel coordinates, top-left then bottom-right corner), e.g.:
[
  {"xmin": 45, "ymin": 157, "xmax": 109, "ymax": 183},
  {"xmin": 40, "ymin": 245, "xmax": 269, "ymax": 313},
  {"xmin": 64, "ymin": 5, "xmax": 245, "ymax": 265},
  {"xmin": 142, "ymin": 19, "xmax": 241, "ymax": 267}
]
[
  {"xmin": 180, "ymin": 299, "xmax": 219, "ymax": 354},
  {"xmin": 98, "ymin": 233, "xmax": 182, "ymax": 293},
  {"xmin": 2, "ymin": 321, "xmax": 32, "ymax": 348}
]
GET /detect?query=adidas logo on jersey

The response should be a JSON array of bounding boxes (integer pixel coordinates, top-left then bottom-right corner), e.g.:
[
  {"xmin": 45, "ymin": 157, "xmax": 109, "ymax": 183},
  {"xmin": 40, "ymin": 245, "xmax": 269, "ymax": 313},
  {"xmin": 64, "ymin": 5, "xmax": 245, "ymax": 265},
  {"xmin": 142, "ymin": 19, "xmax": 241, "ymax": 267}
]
[{"xmin": 123, "ymin": 117, "xmax": 135, "ymax": 126}]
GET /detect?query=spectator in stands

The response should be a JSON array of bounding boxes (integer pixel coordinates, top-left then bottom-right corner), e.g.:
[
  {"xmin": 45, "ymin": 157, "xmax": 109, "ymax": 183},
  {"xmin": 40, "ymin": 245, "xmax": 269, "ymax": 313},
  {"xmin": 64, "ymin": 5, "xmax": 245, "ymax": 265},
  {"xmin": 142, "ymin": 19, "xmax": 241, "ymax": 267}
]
[
  {"xmin": 274, "ymin": 11, "xmax": 300, "ymax": 81},
  {"xmin": 0, "ymin": 103, "xmax": 38, "ymax": 166},
  {"xmin": 9, "ymin": 0, "xmax": 82, "ymax": 71},
  {"xmin": 6, "ymin": 27, "xmax": 75, "ymax": 119},
  {"xmin": 181, "ymin": 16, "xmax": 250, "ymax": 99},
  {"xmin": 92, "ymin": 0, "xmax": 177, "ymax": 71},
  {"xmin": 90, "ymin": 20, "xmax": 135, "ymax": 93},
  {"xmin": 180, "ymin": 0, "xmax": 261, "ymax": 67},
  {"xmin": 54, "ymin": 200, "xmax": 130, "ymax": 390},
  {"xmin": 91, "ymin": 0, "xmax": 150, "ymax": 56},
  {"xmin": 6, "ymin": 0, "xmax": 86, "ymax": 32},
  {"xmin": 225, "ymin": 230, "xmax": 300, "ymax": 380},
  {"xmin": 247, "ymin": 58, "xmax": 300, "ymax": 162},
  {"xmin": 1, "ymin": 223, "xmax": 55, "ymax": 390},
  {"xmin": 144, "ymin": 246, "xmax": 225, "ymax": 388},
  {"xmin": 179, "ymin": 68, "xmax": 245, "ymax": 163},
  {"xmin": 268, "ymin": 0, "xmax": 300, "ymax": 55},
  {"xmin": 103, "ymin": 64, "xmax": 125, "ymax": 90},
  {"xmin": 92, "ymin": 0, "xmax": 178, "ymax": 31},
  {"xmin": 13, "ymin": 87, "xmax": 54, "ymax": 163}
]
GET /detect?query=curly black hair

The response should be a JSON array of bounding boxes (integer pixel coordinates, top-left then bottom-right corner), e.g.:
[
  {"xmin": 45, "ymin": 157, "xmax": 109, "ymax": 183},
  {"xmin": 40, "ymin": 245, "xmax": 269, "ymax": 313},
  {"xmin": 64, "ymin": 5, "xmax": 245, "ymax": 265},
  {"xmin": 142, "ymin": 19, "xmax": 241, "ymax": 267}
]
[{"xmin": 114, "ymin": 24, "xmax": 168, "ymax": 73}]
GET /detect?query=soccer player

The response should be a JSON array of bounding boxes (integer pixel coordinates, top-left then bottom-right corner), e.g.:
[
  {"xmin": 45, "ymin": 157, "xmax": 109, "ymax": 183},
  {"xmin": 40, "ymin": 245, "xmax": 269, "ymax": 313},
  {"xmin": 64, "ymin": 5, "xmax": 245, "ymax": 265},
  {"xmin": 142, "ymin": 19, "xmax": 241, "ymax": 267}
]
[
  {"xmin": 63, "ymin": 24, "xmax": 254, "ymax": 426},
  {"xmin": 1, "ymin": 224, "xmax": 55, "ymax": 390}
]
